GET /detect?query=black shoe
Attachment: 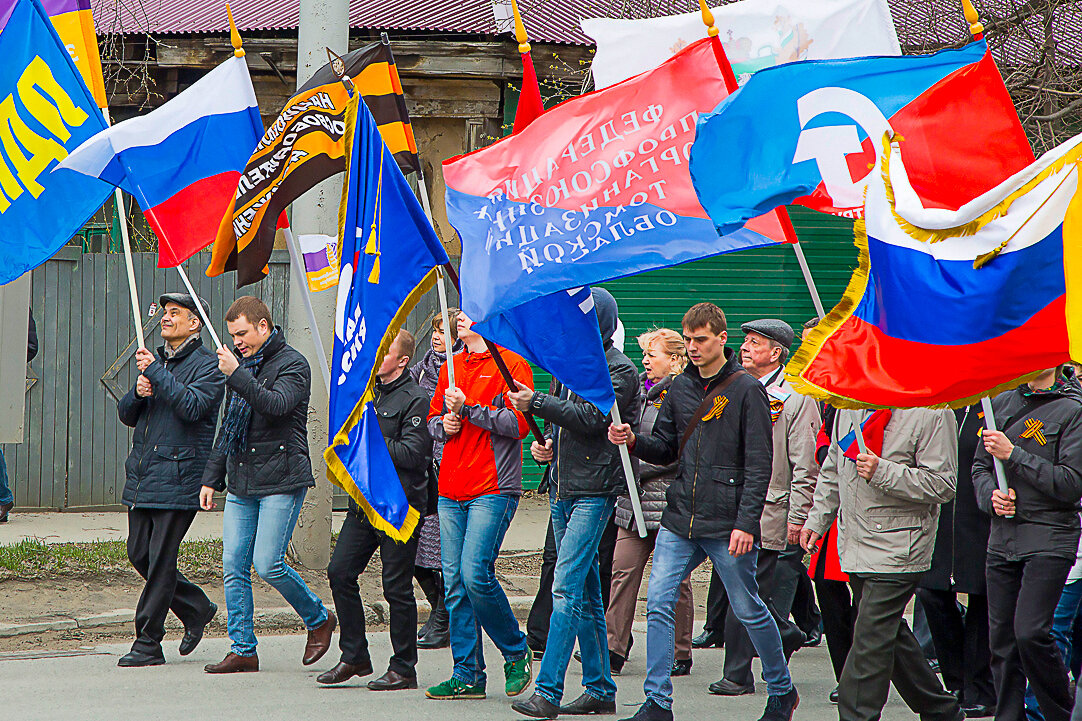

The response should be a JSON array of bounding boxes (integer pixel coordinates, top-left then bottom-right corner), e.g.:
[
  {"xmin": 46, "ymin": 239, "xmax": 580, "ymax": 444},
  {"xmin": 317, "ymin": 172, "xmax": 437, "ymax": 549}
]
[
  {"xmin": 758, "ymin": 687, "xmax": 799, "ymax": 721},
  {"xmin": 670, "ymin": 659, "xmax": 692, "ymax": 677},
  {"xmin": 530, "ymin": 646, "xmax": 546, "ymax": 661},
  {"xmin": 560, "ymin": 692, "xmax": 616, "ymax": 715},
  {"xmin": 619, "ymin": 700, "xmax": 673, "ymax": 721},
  {"xmin": 512, "ymin": 692, "xmax": 561, "ymax": 719},
  {"xmin": 368, "ymin": 668, "xmax": 418, "ymax": 691},
  {"xmin": 829, "ymin": 687, "xmax": 839, "ymax": 704},
  {"xmin": 962, "ymin": 705, "xmax": 995, "ymax": 719},
  {"xmin": 780, "ymin": 625, "xmax": 807, "ymax": 661},
  {"xmin": 179, "ymin": 602, "xmax": 217, "ymax": 656},
  {"xmin": 709, "ymin": 678, "xmax": 754, "ymax": 696},
  {"xmin": 691, "ymin": 629, "xmax": 723, "ymax": 649},
  {"xmin": 417, "ymin": 606, "xmax": 450, "ymax": 649},
  {"xmin": 610, "ymin": 651, "xmax": 624, "ymax": 675},
  {"xmin": 118, "ymin": 650, "xmax": 166, "ymax": 667},
  {"xmin": 0, "ymin": 501, "xmax": 12, "ymax": 522},
  {"xmin": 801, "ymin": 627, "xmax": 822, "ymax": 647}
]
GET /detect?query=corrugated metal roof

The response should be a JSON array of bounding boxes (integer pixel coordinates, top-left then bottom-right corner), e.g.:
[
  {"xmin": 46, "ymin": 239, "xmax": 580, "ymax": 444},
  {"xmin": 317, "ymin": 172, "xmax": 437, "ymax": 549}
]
[{"xmin": 90, "ymin": 0, "xmax": 700, "ymax": 44}]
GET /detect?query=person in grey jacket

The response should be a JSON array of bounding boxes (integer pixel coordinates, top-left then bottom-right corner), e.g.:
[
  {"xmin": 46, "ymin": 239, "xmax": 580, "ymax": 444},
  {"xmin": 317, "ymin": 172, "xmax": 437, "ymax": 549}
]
[
  {"xmin": 115, "ymin": 293, "xmax": 224, "ymax": 667},
  {"xmin": 973, "ymin": 366, "xmax": 1082, "ymax": 721},
  {"xmin": 801, "ymin": 407, "xmax": 962, "ymax": 721},
  {"xmin": 506, "ymin": 288, "xmax": 641, "ymax": 719},
  {"xmin": 606, "ymin": 328, "xmax": 694, "ymax": 677}
]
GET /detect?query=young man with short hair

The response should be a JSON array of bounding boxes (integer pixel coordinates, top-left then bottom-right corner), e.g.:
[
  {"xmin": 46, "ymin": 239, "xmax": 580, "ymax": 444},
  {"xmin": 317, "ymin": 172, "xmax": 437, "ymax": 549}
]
[
  {"xmin": 318, "ymin": 329, "xmax": 433, "ymax": 690},
  {"xmin": 200, "ymin": 296, "xmax": 335, "ymax": 674},
  {"xmin": 116, "ymin": 293, "xmax": 224, "ymax": 667},
  {"xmin": 609, "ymin": 303, "xmax": 797, "ymax": 721},
  {"xmin": 425, "ymin": 312, "xmax": 534, "ymax": 701}
]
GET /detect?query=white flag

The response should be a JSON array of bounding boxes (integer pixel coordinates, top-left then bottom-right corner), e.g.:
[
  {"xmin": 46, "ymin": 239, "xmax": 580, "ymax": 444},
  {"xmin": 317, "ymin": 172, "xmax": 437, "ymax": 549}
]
[{"xmin": 582, "ymin": 0, "xmax": 900, "ymax": 90}]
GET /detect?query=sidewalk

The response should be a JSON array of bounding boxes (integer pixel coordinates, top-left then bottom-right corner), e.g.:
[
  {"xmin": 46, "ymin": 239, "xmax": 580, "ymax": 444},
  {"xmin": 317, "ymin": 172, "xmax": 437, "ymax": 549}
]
[{"xmin": 0, "ymin": 492, "xmax": 552, "ymax": 551}]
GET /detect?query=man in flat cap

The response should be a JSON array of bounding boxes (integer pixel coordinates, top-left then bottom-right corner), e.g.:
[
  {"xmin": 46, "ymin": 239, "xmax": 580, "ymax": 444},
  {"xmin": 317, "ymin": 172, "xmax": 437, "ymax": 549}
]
[
  {"xmin": 116, "ymin": 293, "xmax": 225, "ymax": 666},
  {"xmin": 708, "ymin": 319, "xmax": 820, "ymax": 696}
]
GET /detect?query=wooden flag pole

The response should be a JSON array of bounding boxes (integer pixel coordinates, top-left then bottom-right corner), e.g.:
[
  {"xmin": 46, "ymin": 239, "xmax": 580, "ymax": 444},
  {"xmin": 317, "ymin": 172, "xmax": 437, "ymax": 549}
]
[{"xmin": 962, "ymin": 0, "xmax": 985, "ymax": 40}]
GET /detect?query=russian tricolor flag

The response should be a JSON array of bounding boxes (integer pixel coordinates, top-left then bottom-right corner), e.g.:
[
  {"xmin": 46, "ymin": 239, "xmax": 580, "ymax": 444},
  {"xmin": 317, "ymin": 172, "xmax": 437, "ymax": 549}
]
[
  {"xmin": 57, "ymin": 55, "xmax": 262, "ymax": 267},
  {"xmin": 789, "ymin": 132, "xmax": 1082, "ymax": 409}
]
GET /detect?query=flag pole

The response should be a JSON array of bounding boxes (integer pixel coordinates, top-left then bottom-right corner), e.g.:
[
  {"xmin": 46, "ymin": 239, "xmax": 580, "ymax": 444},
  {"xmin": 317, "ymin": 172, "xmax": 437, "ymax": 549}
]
[
  {"xmin": 174, "ymin": 265, "xmax": 223, "ymax": 350},
  {"xmin": 611, "ymin": 401, "xmax": 647, "ymax": 538},
  {"xmin": 962, "ymin": 0, "xmax": 985, "ymax": 40},
  {"xmin": 282, "ymin": 227, "xmax": 333, "ymax": 393},
  {"xmin": 792, "ymin": 243, "xmax": 826, "ymax": 318},
  {"xmin": 980, "ymin": 396, "xmax": 1012, "ymax": 513},
  {"xmin": 849, "ymin": 410, "xmax": 869, "ymax": 455},
  {"xmin": 414, "ymin": 171, "xmax": 457, "ymax": 392}
]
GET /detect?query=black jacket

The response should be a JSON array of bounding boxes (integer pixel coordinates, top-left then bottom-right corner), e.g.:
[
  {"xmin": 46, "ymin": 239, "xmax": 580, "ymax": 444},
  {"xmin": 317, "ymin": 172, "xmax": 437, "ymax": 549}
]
[
  {"xmin": 973, "ymin": 371, "xmax": 1082, "ymax": 561},
  {"xmin": 632, "ymin": 348, "xmax": 773, "ymax": 540},
  {"xmin": 921, "ymin": 404, "xmax": 991, "ymax": 593},
  {"xmin": 117, "ymin": 338, "xmax": 225, "ymax": 509},
  {"xmin": 202, "ymin": 329, "xmax": 315, "ymax": 498},
  {"xmin": 531, "ymin": 345, "xmax": 641, "ymax": 499},
  {"xmin": 350, "ymin": 371, "xmax": 433, "ymax": 515}
]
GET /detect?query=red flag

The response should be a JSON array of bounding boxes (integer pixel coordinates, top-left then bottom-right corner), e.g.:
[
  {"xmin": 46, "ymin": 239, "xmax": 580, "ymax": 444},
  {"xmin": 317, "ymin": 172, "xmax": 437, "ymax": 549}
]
[{"xmin": 514, "ymin": 50, "xmax": 544, "ymax": 133}]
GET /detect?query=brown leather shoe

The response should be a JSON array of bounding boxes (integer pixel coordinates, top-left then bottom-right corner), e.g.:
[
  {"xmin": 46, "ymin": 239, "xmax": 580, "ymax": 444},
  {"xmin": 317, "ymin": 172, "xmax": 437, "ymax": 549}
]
[
  {"xmin": 368, "ymin": 668, "xmax": 418, "ymax": 691},
  {"xmin": 317, "ymin": 660, "xmax": 373, "ymax": 685},
  {"xmin": 303, "ymin": 610, "xmax": 337, "ymax": 666},
  {"xmin": 204, "ymin": 653, "xmax": 259, "ymax": 674}
]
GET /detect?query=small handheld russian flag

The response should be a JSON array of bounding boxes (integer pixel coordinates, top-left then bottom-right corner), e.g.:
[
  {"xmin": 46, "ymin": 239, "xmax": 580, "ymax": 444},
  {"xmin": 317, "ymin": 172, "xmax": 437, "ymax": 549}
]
[{"xmin": 838, "ymin": 409, "xmax": 893, "ymax": 459}]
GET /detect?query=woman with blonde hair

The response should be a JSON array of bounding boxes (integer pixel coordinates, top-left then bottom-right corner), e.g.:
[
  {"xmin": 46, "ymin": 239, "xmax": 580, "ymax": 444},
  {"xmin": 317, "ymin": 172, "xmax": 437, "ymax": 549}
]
[{"xmin": 604, "ymin": 328, "xmax": 696, "ymax": 675}]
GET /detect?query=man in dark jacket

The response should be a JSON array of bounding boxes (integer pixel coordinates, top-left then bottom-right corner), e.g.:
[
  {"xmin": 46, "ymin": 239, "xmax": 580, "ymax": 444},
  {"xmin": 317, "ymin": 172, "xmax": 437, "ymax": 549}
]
[
  {"xmin": 200, "ymin": 296, "xmax": 335, "ymax": 674},
  {"xmin": 318, "ymin": 329, "xmax": 432, "ymax": 690},
  {"xmin": 115, "ymin": 293, "xmax": 224, "ymax": 667},
  {"xmin": 974, "ymin": 366, "xmax": 1082, "ymax": 721},
  {"xmin": 506, "ymin": 288, "xmax": 641, "ymax": 719},
  {"xmin": 609, "ymin": 303, "xmax": 796, "ymax": 721}
]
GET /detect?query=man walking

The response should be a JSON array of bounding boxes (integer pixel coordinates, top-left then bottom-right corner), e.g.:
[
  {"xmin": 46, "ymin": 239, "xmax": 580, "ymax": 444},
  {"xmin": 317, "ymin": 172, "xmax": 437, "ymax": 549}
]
[
  {"xmin": 709, "ymin": 319, "xmax": 818, "ymax": 696},
  {"xmin": 424, "ymin": 312, "xmax": 534, "ymax": 701},
  {"xmin": 801, "ymin": 407, "xmax": 962, "ymax": 721},
  {"xmin": 115, "ymin": 293, "xmax": 223, "ymax": 667},
  {"xmin": 609, "ymin": 303, "xmax": 798, "ymax": 721},
  {"xmin": 318, "ymin": 329, "xmax": 432, "ymax": 690},
  {"xmin": 506, "ymin": 289, "xmax": 641, "ymax": 718},
  {"xmin": 200, "ymin": 296, "xmax": 335, "ymax": 674}
]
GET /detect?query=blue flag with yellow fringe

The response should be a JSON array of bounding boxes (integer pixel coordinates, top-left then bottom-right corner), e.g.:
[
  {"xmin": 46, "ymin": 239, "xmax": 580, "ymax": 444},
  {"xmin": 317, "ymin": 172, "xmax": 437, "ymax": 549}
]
[
  {"xmin": 0, "ymin": 0, "xmax": 113, "ymax": 284},
  {"xmin": 325, "ymin": 94, "xmax": 449, "ymax": 542}
]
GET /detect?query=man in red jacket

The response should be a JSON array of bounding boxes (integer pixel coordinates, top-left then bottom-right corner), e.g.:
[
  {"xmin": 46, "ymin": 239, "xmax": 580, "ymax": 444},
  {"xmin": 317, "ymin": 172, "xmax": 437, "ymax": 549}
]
[{"xmin": 424, "ymin": 312, "xmax": 535, "ymax": 701}]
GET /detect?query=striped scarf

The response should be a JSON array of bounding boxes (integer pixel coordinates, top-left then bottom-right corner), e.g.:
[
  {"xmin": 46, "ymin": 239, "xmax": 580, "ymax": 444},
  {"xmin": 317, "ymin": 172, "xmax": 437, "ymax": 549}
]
[{"xmin": 215, "ymin": 330, "xmax": 276, "ymax": 456}]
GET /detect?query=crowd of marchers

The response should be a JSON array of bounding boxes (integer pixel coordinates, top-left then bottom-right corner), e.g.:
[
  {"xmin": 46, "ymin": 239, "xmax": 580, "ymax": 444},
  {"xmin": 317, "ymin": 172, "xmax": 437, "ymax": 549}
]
[{"xmin": 103, "ymin": 288, "xmax": 1082, "ymax": 721}]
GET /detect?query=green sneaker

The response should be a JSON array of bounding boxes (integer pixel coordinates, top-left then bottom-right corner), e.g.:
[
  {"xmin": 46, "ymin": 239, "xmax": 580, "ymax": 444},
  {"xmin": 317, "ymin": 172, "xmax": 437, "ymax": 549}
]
[
  {"xmin": 425, "ymin": 677, "xmax": 486, "ymax": 700},
  {"xmin": 504, "ymin": 657, "xmax": 533, "ymax": 697}
]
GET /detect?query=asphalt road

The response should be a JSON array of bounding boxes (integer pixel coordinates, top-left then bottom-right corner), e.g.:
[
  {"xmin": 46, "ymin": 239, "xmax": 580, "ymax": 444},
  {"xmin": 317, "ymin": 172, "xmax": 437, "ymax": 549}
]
[{"xmin": 5, "ymin": 626, "xmax": 916, "ymax": 721}]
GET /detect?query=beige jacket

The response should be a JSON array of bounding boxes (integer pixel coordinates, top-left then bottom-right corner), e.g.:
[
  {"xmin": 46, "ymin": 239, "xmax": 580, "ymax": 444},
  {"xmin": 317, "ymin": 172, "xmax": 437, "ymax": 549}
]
[
  {"xmin": 759, "ymin": 372, "xmax": 821, "ymax": 551},
  {"xmin": 804, "ymin": 408, "xmax": 958, "ymax": 575}
]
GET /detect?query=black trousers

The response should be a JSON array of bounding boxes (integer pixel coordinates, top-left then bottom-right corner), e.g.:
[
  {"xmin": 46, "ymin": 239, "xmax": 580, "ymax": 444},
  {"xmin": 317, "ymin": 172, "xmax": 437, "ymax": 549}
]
[
  {"xmin": 126, "ymin": 508, "xmax": 213, "ymax": 656},
  {"xmin": 774, "ymin": 543, "xmax": 822, "ymax": 635},
  {"xmin": 815, "ymin": 577, "xmax": 854, "ymax": 681},
  {"xmin": 526, "ymin": 513, "xmax": 616, "ymax": 652},
  {"xmin": 328, "ymin": 510, "xmax": 419, "ymax": 676},
  {"xmin": 987, "ymin": 553, "xmax": 1074, "ymax": 721},
  {"xmin": 721, "ymin": 549, "xmax": 801, "ymax": 686},
  {"xmin": 703, "ymin": 569, "xmax": 731, "ymax": 635},
  {"xmin": 916, "ymin": 588, "xmax": 996, "ymax": 708},
  {"xmin": 839, "ymin": 574, "xmax": 958, "ymax": 721}
]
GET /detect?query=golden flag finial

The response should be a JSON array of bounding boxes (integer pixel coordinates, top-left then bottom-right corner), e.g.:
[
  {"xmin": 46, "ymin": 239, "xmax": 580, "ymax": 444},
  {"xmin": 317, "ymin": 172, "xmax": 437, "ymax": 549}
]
[
  {"xmin": 226, "ymin": 4, "xmax": 244, "ymax": 57},
  {"xmin": 510, "ymin": 0, "xmax": 531, "ymax": 54},
  {"xmin": 961, "ymin": 0, "xmax": 984, "ymax": 37},
  {"xmin": 698, "ymin": 0, "xmax": 719, "ymax": 38}
]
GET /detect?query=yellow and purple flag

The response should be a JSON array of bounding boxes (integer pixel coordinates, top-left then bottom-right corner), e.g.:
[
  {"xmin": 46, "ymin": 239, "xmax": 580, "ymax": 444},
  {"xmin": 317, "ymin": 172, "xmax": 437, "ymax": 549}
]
[{"xmin": 44, "ymin": 0, "xmax": 107, "ymax": 108}]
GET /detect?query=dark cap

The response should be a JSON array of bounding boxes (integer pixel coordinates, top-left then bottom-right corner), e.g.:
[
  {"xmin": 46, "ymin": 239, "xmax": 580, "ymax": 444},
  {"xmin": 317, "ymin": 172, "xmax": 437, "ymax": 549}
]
[
  {"xmin": 740, "ymin": 318, "xmax": 794, "ymax": 349},
  {"xmin": 159, "ymin": 292, "xmax": 210, "ymax": 320}
]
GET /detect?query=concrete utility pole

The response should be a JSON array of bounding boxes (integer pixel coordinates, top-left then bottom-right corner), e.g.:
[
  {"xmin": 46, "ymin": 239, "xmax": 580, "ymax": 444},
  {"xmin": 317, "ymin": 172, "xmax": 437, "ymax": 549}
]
[{"xmin": 290, "ymin": 0, "xmax": 348, "ymax": 569}]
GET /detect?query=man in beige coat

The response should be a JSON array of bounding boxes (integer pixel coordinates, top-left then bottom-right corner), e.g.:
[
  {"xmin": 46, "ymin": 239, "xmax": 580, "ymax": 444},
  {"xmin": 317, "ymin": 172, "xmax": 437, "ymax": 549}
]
[
  {"xmin": 709, "ymin": 319, "xmax": 820, "ymax": 696},
  {"xmin": 801, "ymin": 407, "xmax": 962, "ymax": 721}
]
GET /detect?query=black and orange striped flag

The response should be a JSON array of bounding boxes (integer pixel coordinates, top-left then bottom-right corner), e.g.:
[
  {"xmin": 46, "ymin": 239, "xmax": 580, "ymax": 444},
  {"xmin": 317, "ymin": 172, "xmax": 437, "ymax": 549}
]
[{"xmin": 207, "ymin": 39, "xmax": 419, "ymax": 286}]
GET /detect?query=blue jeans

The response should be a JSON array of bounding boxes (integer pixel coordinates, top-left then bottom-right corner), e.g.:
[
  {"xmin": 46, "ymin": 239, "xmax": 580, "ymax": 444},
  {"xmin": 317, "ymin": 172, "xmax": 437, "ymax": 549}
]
[
  {"xmin": 535, "ymin": 495, "xmax": 618, "ymax": 705},
  {"xmin": 1026, "ymin": 578, "xmax": 1082, "ymax": 721},
  {"xmin": 0, "ymin": 449, "xmax": 12, "ymax": 506},
  {"xmin": 222, "ymin": 489, "xmax": 329, "ymax": 657},
  {"xmin": 645, "ymin": 528, "xmax": 792, "ymax": 708},
  {"xmin": 439, "ymin": 494, "xmax": 529, "ymax": 686}
]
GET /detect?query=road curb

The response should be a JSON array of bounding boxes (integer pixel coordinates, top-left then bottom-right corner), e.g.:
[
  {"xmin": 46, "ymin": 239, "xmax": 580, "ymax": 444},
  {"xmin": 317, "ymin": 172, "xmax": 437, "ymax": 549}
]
[{"xmin": 0, "ymin": 596, "xmax": 535, "ymax": 640}]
